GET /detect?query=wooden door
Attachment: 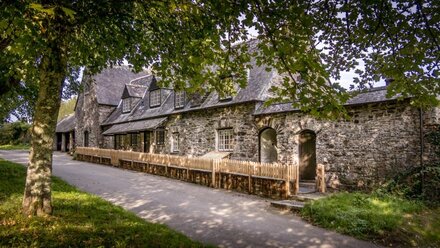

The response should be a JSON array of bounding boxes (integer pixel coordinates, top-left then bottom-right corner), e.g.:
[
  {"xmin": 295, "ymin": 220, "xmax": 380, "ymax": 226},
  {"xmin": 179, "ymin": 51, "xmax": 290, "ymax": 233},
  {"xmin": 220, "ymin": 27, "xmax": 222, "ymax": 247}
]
[{"xmin": 299, "ymin": 130, "xmax": 316, "ymax": 180}]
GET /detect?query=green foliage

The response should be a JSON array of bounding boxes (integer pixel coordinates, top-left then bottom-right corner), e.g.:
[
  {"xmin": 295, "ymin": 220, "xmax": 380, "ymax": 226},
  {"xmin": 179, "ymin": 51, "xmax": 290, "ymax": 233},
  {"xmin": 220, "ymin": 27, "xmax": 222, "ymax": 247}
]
[
  {"xmin": 377, "ymin": 128, "xmax": 440, "ymax": 204},
  {"xmin": 57, "ymin": 97, "xmax": 77, "ymax": 121},
  {"xmin": 0, "ymin": 122, "xmax": 31, "ymax": 146},
  {"xmin": 0, "ymin": 159, "xmax": 208, "ymax": 247},
  {"xmin": 1, "ymin": 1, "xmax": 439, "ymax": 120},
  {"xmin": 301, "ymin": 192, "xmax": 439, "ymax": 246},
  {"xmin": 377, "ymin": 165, "xmax": 440, "ymax": 204}
]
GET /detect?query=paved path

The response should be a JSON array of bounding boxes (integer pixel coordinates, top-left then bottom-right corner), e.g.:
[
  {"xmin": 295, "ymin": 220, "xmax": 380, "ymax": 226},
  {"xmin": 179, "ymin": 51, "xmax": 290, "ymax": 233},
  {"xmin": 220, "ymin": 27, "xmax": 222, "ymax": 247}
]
[{"xmin": 0, "ymin": 150, "xmax": 379, "ymax": 248}]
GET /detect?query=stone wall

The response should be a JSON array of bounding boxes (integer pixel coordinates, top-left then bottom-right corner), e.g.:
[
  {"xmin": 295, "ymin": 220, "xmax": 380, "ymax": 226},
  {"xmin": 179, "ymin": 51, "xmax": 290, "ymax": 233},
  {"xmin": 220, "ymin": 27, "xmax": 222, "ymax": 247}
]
[
  {"xmin": 159, "ymin": 103, "xmax": 259, "ymax": 161},
  {"xmin": 255, "ymin": 100, "xmax": 423, "ymax": 188},
  {"xmin": 98, "ymin": 99, "xmax": 437, "ymax": 189},
  {"xmin": 75, "ymin": 79, "xmax": 116, "ymax": 149}
]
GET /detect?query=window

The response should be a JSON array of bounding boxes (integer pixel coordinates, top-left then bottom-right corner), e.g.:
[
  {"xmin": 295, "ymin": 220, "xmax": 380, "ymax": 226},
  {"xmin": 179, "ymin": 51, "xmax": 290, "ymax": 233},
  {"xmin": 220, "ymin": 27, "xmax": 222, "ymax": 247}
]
[
  {"xmin": 114, "ymin": 134, "xmax": 123, "ymax": 150},
  {"xmin": 130, "ymin": 133, "xmax": 138, "ymax": 150},
  {"xmin": 84, "ymin": 131, "xmax": 89, "ymax": 147},
  {"xmin": 171, "ymin": 132, "xmax": 179, "ymax": 152},
  {"xmin": 122, "ymin": 98, "xmax": 131, "ymax": 113},
  {"xmin": 150, "ymin": 89, "xmax": 161, "ymax": 107},
  {"xmin": 175, "ymin": 91, "xmax": 185, "ymax": 109},
  {"xmin": 217, "ymin": 128, "xmax": 234, "ymax": 151},
  {"xmin": 155, "ymin": 130, "xmax": 165, "ymax": 145}
]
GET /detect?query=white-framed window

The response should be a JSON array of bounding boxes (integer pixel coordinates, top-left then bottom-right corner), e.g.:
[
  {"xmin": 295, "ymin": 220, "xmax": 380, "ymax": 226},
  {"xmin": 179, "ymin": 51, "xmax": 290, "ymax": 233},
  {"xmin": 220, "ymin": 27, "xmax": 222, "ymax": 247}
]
[
  {"xmin": 122, "ymin": 98, "xmax": 131, "ymax": 113},
  {"xmin": 175, "ymin": 91, "xmax": 185, "ymax": 109},
  {"xmin": 150, "ymin": 89, "xmax": 161, "ymax": 107},
  {"xmin": 217, "ymin": 128, "xmax": 234, "ymax": 151},
  {"xmin": 171, "ymin": 132, "xmax": 179, "ymax": 152}
]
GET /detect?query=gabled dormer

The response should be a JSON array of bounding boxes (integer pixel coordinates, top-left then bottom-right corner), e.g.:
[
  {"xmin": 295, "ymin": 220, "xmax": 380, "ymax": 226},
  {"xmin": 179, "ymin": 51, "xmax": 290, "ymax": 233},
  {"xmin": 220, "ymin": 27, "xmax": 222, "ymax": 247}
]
[
  {"xmin": 121, "ymin": 83, "xmax": 147, "ymax": 113},
  {"xmin": 148, "ymin": 77, "xmax": 161, "ymax": 108},
  {"xmin": 121, "ymin": 87, "xmax": 132, "ymax": 113}
]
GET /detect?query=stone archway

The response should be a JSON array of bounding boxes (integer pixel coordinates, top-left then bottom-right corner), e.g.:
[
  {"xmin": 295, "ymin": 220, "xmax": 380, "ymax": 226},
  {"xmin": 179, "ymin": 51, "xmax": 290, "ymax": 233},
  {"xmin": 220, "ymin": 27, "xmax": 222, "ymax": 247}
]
[
  {"xmin": 259, "ymin": 127, "xmax": 278, "ymax": 163},
  {"xmin": 298, "ymin": 130, "xmax": 316, "ymax": 180}
]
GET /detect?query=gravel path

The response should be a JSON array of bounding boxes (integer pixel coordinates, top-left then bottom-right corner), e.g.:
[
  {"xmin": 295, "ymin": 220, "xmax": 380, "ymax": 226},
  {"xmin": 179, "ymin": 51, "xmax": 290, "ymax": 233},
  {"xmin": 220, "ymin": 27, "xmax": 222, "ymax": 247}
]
[{"xmin": 0, "ymin": 150, "xmax": 379, "ymax": 248}]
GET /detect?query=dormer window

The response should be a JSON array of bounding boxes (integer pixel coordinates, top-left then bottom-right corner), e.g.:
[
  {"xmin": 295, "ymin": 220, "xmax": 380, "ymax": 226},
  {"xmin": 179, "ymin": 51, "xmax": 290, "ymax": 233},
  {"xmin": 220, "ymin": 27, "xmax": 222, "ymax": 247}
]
[
  {"xmin": 175, "ymin": 91, "xmax": 185, "ymax": 109},
  {"xmin": 150, "ymin": 89, "xmax": 161, "ymax": 108},
  {"xmin": 122, "ymin": 98, "xmax": 131, "ymax": 113}
]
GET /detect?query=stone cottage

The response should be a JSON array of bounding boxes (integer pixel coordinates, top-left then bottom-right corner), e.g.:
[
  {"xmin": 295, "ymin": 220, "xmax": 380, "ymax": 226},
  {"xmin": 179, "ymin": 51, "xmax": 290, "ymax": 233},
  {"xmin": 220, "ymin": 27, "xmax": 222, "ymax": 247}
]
[{"xmin": 56, "ymin": 63, "xmax": 439, "ymax": 188}]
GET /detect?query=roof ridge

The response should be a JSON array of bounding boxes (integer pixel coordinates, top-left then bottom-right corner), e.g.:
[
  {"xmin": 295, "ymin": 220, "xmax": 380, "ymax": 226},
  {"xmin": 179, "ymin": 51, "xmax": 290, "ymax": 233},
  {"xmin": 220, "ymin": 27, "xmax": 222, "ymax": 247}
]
[{"xmin": 128, "ymin": 74, "xmax": 153, "ymax": 85}]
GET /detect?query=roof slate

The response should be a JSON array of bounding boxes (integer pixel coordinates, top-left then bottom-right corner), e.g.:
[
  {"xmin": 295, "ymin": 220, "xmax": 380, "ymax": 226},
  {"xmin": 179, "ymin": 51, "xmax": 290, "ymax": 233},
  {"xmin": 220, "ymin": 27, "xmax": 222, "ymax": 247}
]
[
  {"xmin": 102, "ymin": 117, "xmax": 167, "ymax": 135},
  {"xmin": 85, "ymin": 66, "xmax": 148, "ymax": 106},
  {"xmin": 56, "ymin": 114, "xmax": 76, "ymax": 133},
  {"xmin": 102, "ymin": 42, "xmax": 275, "ymax": 126},
  {"xmin": 81, "ymin": 41, "xmax": 405, "ymax": 130},
  {"xmin": 254, "ymin": 86, "xmax": 399, "ymax": 115}
]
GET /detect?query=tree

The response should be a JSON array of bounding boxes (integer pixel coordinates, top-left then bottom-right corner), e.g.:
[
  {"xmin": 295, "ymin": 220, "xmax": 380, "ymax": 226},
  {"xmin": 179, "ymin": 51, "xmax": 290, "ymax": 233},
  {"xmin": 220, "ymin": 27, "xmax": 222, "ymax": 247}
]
[{"xmin": 0, "ymin": 1, "xmax": 438, "ymax": 216}]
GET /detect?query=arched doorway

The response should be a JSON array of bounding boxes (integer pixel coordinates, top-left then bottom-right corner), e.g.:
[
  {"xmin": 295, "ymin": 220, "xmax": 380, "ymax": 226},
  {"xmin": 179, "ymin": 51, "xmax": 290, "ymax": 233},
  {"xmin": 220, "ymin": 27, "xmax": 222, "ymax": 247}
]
[
  {"xmin": 259, "ymin": 128, "xmax": 278, "ymax": 163},
  {"xmin": 298, "ymin": 130, "xmax": 316, "ymax": 180}
]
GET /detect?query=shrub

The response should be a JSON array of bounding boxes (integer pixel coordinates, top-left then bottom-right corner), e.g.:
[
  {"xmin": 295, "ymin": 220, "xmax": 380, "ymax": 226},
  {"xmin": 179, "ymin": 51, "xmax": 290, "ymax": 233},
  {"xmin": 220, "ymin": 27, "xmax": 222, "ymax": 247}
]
[{"xmin": 0, "ymin": 122, "xmax": 31, "ymax": 145}]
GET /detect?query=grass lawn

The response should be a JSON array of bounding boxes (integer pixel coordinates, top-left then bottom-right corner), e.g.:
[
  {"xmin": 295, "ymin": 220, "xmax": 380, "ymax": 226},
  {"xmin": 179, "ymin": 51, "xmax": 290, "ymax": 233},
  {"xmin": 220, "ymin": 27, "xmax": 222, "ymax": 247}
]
[
  {"xmin": 0, "ymin": 158, "xmax": 207, "ymax": 247},
  {"xmin": 301, "ymin": 192, "xmax": 440, "ymax": 247},
  {"xmin": 0, "ymin": 144, "xmax": 30, "ymax": 150}
]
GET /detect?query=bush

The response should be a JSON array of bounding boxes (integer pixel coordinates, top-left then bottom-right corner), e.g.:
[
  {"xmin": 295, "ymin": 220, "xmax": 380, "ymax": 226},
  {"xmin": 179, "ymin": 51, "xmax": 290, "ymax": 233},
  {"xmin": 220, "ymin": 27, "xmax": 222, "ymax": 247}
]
[
  {"xmin": 377, "ymin": 165, "xmax": 440, "ymax": 204},
  {"xmin": 377, "ymin": 128, "xmax": 440, "ymax": 204},
  {"xmin": 0, "ymin": 122, "xmax": 31, "ymax": 145}
]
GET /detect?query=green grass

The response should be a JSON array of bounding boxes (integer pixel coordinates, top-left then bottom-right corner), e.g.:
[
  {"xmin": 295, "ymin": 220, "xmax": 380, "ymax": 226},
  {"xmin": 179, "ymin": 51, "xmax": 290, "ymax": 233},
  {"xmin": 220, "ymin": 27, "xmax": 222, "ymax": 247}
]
[
  {"xmin": 301, "ymin": 192, "xmax": 440, "ymax": 247},
  {"xmin": 0, "ymin": 144, "xmax": 30, "ymax": 150},
  {"xmin": 0, "ymin": 158, "xmax": 207, "ymax": 247}
]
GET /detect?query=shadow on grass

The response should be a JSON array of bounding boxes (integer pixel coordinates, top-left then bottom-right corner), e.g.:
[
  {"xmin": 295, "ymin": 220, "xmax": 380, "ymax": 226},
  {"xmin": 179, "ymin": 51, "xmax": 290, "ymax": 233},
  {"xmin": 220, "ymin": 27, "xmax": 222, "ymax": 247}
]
[{"xmin": 0, "ymin": 159, "xmax": 206, "ymax": 247}]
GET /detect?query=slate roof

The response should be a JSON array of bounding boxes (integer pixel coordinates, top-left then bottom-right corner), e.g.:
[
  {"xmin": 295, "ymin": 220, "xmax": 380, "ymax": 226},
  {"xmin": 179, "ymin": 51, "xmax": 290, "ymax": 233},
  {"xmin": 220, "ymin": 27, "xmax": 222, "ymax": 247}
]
[
  {"xmin": 102, "ymin": 41, "xmax": 275, "ymax": 127},
  {"xmin": 56, "ymin": 114, "xmax": 76, "ymax": 133},
  {"xmin": 254, "ymin": 86, "xmax": 399, "ymax": 115},
  {"xmin": 126, "ymin": 84, "xmax": 147, "ymax": 98},
  {"xmin": 96, "ymin": 41, "xmax": 405, "ymax": 133},
  {"xmin": 102, "ymin": 117, "xmax": 167, "ymax": 135},
  {"xmin": 86, "ymin": 66, "xmax": 148, "ymax": 106}
]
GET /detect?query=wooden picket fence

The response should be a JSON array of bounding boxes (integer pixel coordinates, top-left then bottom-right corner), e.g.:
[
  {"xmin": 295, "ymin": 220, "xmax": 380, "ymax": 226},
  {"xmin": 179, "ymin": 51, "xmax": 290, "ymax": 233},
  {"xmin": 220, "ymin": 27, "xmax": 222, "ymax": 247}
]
[{"xmin": 75, "ymin": 147, "xmax": 326, "ymax": 197}]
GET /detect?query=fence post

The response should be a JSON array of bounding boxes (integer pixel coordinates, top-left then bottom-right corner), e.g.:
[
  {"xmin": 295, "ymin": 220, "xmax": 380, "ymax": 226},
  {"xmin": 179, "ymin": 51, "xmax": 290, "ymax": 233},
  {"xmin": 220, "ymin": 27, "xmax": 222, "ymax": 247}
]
[
  {"xmin": 285, "ymin": 165, "xmax": 291, "ymax": 198},
  {"xmin": 316, "ymin": 164, "xmax": 326, "ymax": 193},
  {"xmin": 211, "ymin": 159, "xmax": 216, "ymax": 188},
  {"xmin": 294, "ymin": 164, "xmax": 299, "ymax": 195},
  {"xmin": 165, "ymin": 155, "xmax": 170, "ymax": 176},
  {"xmin": 186, "ymin": 157, "xmax": 190, "ymax": 181},
  {"xmin": 248, "ymin": 164, "xmax": 253, "ymax": 194}
]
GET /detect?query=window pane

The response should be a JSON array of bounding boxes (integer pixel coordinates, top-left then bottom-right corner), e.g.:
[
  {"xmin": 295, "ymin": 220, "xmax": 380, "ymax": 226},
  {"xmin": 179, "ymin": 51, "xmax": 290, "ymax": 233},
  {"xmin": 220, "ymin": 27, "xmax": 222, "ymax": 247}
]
[
  {"xmin": 156, "ymin": 130, "xmax": 165, "ymax": 145},
  {"xmin": 150, "ymin": 90, "xmax": 161, "ymax": 107},
  {"xmin": 218, "ymin": 129, "xmax": 233, "ymax": 151},
  {"xmin": 122, "ymin": 98, "xmax": 131, "ymax": 113},
  {"xmin": 175, "ymin": 91, "xmax": 185, "ymax": 108}
]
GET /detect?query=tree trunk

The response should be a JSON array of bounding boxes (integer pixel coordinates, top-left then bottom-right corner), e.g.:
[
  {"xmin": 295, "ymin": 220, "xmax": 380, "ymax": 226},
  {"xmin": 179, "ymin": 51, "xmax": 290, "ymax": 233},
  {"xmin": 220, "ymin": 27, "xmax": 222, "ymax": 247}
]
[{"xmin": 22, "ymin": 44, "xmax": 66, "ymax": 217}]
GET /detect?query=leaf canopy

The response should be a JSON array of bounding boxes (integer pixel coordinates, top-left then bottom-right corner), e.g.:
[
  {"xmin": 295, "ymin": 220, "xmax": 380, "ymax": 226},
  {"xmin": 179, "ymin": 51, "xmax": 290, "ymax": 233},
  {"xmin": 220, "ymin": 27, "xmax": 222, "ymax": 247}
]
[{"xmin": 0, "ymin": 0, "xmax": 438, "ymax": 120}]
